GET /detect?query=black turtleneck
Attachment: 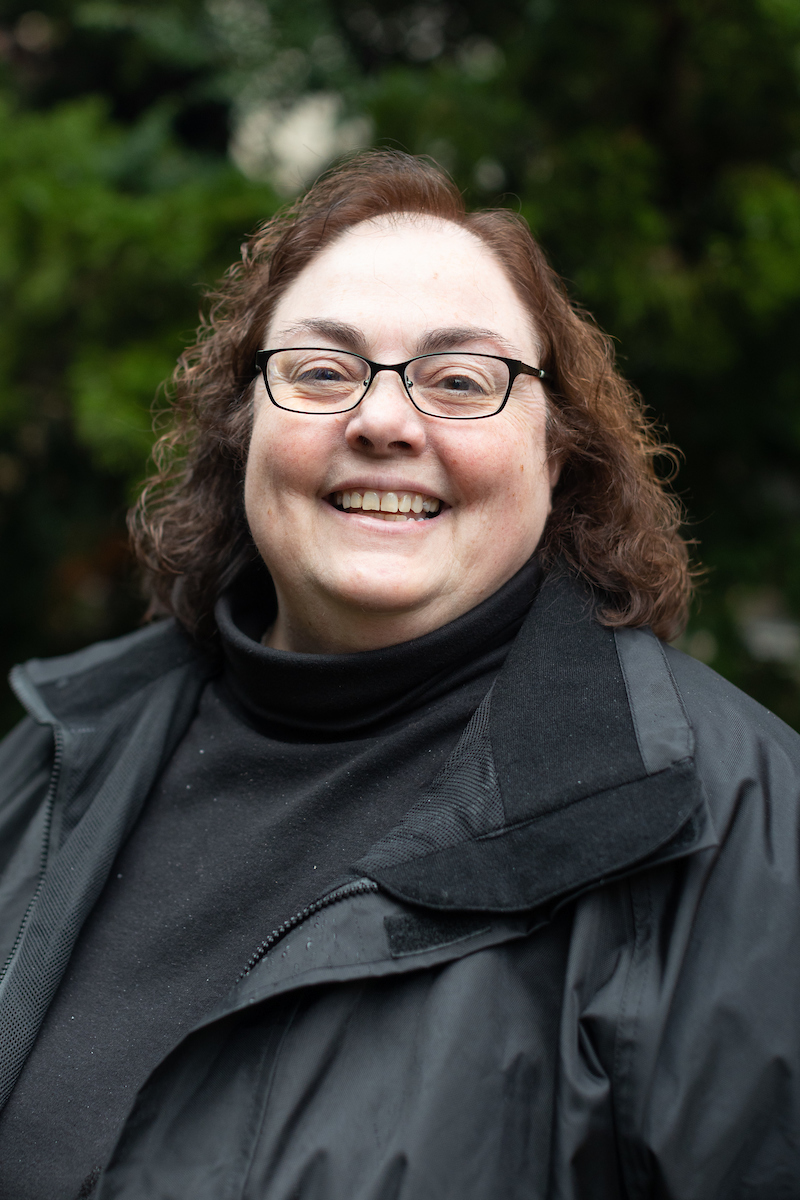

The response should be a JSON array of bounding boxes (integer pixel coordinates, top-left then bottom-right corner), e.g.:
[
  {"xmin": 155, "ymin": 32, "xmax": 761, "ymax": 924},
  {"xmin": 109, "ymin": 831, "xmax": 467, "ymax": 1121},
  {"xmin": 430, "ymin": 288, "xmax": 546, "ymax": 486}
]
[{"xmin": 0, "ymin": 557, "xmax": 540, "ymax": 1200}]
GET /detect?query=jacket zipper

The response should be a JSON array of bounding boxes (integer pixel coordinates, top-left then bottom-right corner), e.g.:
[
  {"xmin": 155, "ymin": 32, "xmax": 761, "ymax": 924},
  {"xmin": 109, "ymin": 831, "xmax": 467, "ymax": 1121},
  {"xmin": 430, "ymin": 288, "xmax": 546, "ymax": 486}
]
[
  {"xmin": 0, "ymin": 724, "xmax": 63, "ymax": 984},
  {"xmin": 237, "ymin": 878, "xmax": 379, "ymax": 981}
]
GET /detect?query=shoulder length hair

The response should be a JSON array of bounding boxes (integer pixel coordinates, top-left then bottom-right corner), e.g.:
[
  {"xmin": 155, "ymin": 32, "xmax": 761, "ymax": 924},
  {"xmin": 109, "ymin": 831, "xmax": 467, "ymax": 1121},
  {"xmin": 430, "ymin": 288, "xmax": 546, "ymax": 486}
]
[{"xmin": 129, "ymin": 149, "xmax": 694, "ymax": 642}]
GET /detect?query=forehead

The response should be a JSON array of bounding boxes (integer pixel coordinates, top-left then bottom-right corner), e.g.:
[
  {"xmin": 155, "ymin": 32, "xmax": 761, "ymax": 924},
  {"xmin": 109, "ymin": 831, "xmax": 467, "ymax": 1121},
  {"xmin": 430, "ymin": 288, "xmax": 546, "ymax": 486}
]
[{"xmin": 268, "ymin": 215, "xmax": 539, "ymax": 353}]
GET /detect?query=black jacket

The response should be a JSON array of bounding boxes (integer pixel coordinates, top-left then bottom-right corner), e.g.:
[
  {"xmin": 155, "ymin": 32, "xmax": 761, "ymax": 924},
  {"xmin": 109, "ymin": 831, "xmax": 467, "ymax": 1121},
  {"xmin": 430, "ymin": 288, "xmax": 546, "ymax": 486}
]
[{"xmin": 1, "ymin": 571, "xmax": 800, "ymax": 1199}]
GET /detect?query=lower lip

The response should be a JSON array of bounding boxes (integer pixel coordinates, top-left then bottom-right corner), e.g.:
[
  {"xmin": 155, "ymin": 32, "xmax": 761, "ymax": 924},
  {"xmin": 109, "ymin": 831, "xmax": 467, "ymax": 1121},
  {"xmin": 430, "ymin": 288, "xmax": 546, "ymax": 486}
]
[{"xmin": 325, "ymin": 503, "xmax": 442, "ymax": 529}]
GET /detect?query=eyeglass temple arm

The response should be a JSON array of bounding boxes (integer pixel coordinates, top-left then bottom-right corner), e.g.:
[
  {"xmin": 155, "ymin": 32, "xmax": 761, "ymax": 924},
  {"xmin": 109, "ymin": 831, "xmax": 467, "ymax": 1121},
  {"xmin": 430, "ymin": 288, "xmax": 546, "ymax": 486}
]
[{"xmin": 516, "ymin": 361, "xmax": 552, "ymax": 381}]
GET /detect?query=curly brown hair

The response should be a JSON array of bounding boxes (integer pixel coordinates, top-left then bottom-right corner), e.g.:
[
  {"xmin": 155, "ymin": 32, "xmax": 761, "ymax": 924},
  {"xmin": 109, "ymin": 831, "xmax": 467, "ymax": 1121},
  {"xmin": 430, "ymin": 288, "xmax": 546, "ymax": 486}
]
[{"xmin": 129, "ymin": 149, "xmax": 694, "ymax": 641}]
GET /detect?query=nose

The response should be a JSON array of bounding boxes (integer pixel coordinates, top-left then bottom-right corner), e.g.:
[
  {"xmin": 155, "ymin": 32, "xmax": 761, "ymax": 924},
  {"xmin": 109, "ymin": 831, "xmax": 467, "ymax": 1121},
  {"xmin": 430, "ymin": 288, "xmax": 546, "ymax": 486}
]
[{"xmin": 344, "ymin": 368, "xmax": 428, "ymax": 456}]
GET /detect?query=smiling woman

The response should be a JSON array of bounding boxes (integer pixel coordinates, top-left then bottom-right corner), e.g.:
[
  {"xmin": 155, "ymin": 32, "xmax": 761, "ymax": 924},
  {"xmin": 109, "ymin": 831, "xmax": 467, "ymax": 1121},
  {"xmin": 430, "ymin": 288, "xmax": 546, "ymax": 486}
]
[{"xmin": 3, "ymin": 152, "xmax": 800, "ymax": 1200}]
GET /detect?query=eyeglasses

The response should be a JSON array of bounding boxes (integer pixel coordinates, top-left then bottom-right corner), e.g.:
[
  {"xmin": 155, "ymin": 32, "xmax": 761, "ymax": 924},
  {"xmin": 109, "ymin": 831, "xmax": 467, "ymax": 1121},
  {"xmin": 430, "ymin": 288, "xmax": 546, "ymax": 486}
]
[{"xmin": 253, "ymin": 347, "xmax": 551, "ymax": 420}]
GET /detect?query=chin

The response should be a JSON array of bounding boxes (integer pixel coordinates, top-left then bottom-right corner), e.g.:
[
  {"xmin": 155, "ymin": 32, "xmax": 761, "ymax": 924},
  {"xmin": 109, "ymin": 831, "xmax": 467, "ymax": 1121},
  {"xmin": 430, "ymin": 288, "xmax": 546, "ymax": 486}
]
[{"xmin": 330, "ymin": 572, "xmax": 437, "ymax": 616}]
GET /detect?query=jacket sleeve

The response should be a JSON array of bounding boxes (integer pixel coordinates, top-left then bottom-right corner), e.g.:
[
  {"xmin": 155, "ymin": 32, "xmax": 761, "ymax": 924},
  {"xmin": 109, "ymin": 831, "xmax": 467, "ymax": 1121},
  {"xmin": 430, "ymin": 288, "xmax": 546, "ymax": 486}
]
[
  {"xmin": 615, "ymin": 649, "xmax": 800, "ymax": 1200},
  {"xmin": 0, "ymin": 716, "xmax": 54, "ymax": 968}
]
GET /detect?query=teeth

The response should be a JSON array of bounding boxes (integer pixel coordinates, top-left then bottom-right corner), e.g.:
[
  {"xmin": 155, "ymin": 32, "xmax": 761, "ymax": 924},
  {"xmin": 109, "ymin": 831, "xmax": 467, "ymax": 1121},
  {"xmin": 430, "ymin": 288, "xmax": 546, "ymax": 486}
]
[{"xmin": 332, "ymin": 489, "xmax": 441, "ymax": 518}]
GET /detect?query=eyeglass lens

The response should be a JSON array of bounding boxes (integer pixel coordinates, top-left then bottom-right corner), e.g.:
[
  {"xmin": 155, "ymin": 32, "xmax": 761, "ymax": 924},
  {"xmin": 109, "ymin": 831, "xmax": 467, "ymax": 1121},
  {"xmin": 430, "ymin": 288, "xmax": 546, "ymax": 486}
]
[{"xmin": 265, "ymin": 349, "xmax": 512, "ymax": 418}]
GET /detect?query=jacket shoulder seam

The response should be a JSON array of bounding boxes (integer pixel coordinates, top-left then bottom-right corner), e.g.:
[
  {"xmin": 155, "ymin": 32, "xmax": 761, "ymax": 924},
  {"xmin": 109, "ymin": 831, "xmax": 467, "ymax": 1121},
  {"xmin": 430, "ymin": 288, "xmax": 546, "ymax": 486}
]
[{"xmin": 653, "ymin": 634, "xmax": 694, "ymax": 733}]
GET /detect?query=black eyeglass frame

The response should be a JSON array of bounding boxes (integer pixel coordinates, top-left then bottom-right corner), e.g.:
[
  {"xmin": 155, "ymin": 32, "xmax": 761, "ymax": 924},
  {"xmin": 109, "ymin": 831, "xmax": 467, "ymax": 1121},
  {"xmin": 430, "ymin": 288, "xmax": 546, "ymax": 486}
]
[{"xmin": 253, "ymin": 348, "xmax": 552, "ymax": 420}]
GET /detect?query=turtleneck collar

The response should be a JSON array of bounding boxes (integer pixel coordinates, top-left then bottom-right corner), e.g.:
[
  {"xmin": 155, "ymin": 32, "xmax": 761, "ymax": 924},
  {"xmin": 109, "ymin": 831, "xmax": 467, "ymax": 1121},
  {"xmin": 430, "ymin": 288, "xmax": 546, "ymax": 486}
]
[{"xmin": 215, "ymin": 556, "xmax": 541, "ymax": 736}]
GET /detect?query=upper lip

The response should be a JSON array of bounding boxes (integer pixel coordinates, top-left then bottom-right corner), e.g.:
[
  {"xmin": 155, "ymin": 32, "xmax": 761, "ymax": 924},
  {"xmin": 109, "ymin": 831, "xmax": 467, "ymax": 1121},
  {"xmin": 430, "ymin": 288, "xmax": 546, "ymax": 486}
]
[{"xmin": 325, "ymin": 480, "xmax": 445, "ymax": 501}]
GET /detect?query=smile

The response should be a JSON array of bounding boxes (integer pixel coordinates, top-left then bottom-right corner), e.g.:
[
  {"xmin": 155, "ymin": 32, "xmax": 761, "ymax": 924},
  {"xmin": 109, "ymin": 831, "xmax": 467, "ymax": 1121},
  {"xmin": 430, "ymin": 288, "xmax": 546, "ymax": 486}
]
[{"xmin": 328, "ymin": 489, "xmax": 442, "ymax": 523}]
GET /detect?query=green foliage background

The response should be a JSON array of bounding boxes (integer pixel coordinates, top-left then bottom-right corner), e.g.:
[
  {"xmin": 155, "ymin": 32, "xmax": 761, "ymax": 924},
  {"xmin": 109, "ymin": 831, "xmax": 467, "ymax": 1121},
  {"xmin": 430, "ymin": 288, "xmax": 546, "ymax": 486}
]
[{"xmin": 2, "ymin": 0, "xmax": 800, "ymax": 732}]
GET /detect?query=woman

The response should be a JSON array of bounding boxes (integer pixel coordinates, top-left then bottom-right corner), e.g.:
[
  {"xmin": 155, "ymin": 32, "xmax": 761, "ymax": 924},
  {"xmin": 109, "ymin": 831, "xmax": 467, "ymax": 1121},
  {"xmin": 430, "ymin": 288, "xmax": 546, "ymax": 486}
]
[{"xmin": 0, "ymin": 151, "xmax": 798, "ymax": 1200}]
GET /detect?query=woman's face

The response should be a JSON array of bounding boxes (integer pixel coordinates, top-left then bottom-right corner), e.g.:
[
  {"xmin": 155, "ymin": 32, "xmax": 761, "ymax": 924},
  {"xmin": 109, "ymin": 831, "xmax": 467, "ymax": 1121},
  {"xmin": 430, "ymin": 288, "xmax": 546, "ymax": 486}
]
[{"xmin": 245, "ymin": 216, "xmax": 558, "ymax": 653}]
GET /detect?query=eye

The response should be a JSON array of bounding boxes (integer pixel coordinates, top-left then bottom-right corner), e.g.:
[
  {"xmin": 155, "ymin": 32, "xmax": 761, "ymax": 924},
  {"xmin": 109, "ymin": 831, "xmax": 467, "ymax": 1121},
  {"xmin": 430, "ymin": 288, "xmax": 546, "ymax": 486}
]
[
  {"xmin": 298, "ymin": 365, "xmax": 347, "ymax": 383},
  {"xmin": 280, "ymin": 351, "xmax": 365, "ymax": 388},
  {"xmin": 437, "ymin": 373, "xmax": 483, "ymax": 394},
  {"xmin": 416, "ymin": 362, "xmax": 493, "ymax": 398}
]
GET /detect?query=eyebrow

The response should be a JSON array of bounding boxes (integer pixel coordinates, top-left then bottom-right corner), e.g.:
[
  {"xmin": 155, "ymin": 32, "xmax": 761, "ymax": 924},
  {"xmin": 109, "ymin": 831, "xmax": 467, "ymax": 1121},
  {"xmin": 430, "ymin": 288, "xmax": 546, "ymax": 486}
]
[
  {"xmin": 276, "ymin": 320, "xmax": 367, "ymax": 353},
  {"xmin": 416, "ymin": 326, "xmax": 518, "ymax": 356},
  {"xmin": 273, "ymin": 320, "xmax": 520, "ymax": 359}
]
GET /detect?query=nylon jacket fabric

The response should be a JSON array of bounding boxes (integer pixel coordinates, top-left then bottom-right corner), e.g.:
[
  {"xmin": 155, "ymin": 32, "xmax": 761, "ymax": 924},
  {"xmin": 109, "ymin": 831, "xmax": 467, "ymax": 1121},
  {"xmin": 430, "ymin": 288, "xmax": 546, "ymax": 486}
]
[{"xmin": 1, "ymin": 570, "xmax": 800, "ymax": 1199}]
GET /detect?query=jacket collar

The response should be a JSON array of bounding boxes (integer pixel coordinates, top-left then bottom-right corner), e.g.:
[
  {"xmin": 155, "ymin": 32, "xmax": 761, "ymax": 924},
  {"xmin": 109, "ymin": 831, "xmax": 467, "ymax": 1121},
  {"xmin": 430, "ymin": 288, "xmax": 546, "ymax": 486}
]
[
  {"xmin": 357, "ymin": 569, "xmax": 716, "ymax": 912},
  {"xmin": 10, "ymin": 621, "xmax": 215, "ymax": 852},
  {"xmin": 11, "ymin": 620, "xmax": 208, "ymax": 728}
]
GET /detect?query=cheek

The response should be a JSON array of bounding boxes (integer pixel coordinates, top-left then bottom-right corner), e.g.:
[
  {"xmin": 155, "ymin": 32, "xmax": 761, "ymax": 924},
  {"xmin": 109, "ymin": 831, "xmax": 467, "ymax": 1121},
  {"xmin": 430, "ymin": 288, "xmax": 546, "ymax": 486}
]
[
  {"xmin": 245, "ymin": 407, "xmax": 326, "ymax": 503},
  {"xmin": 505, "ymin": 405, "xmax": 551, "ymax": 491},
  {"xmin": 445, "ymin": 410, "xmax": 548, "ymax": 511}
]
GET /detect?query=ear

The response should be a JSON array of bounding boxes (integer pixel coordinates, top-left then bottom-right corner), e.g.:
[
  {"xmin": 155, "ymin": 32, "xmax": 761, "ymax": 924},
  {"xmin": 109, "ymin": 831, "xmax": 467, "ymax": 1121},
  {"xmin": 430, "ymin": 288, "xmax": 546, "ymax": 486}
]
[{"xmin": 547, "ymin": 453, "xmax": 563, "ymax": 491}]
